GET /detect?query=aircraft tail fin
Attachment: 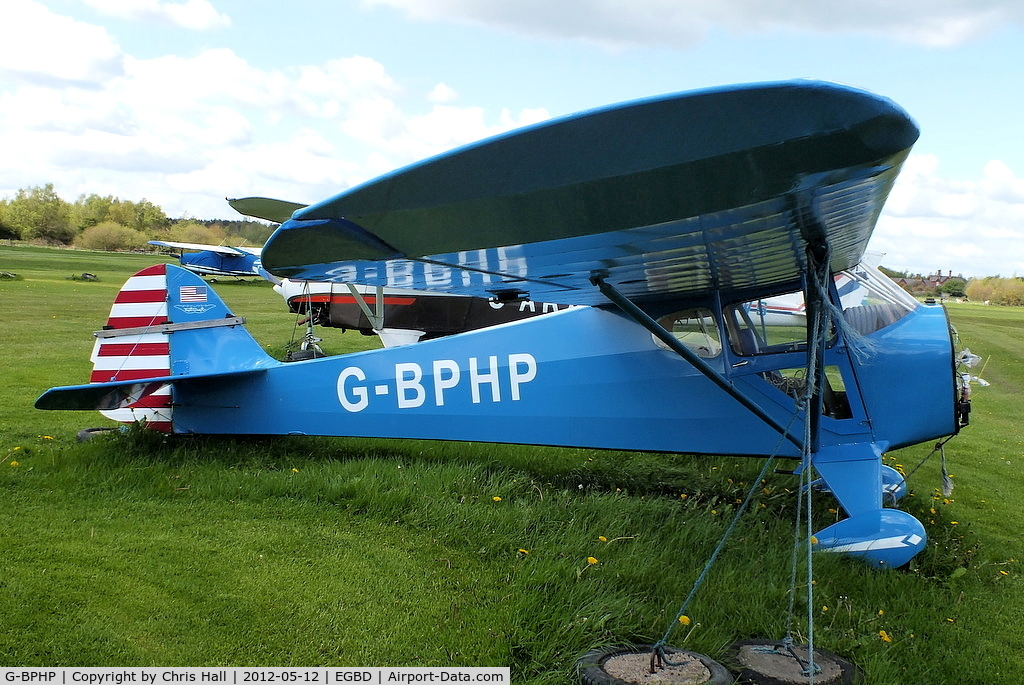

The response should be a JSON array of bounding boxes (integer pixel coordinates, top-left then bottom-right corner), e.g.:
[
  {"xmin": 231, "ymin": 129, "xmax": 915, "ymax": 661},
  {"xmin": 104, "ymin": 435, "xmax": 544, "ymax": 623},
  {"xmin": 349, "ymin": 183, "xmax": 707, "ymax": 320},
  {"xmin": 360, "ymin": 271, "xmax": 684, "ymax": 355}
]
[
  {"xmin": 89, "ymin": 264, "xmax": 175, "ymax": 431},
  {"xmin": 37, "ymin": 263, "xmax": 274, "ymax": 432}
]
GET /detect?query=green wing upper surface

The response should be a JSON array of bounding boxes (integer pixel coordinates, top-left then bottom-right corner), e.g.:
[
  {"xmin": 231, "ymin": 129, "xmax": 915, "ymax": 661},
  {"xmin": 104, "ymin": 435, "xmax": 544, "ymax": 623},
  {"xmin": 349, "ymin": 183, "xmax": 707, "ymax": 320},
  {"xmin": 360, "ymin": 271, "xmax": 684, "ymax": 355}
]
[{"xmin": 261, "ymin": 81, "xmax": 918, "ymax": 306}]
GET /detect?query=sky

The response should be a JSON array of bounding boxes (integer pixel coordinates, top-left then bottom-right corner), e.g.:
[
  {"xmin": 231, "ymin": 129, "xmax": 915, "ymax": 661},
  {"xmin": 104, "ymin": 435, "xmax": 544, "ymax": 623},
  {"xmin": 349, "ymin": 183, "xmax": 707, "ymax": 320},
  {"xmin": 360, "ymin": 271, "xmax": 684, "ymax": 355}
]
[{"xmin": 2, "ymin": 0, "xmax": 1023, "ymax": 277}]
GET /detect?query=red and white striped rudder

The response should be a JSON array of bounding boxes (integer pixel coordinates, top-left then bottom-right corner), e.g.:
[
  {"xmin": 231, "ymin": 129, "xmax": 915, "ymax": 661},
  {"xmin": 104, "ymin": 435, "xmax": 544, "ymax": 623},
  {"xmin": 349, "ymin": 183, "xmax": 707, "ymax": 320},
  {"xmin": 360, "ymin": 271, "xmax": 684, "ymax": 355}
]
[{"xmin": 89, "ymin": 264, "xmax": 173, "ymax": 432}]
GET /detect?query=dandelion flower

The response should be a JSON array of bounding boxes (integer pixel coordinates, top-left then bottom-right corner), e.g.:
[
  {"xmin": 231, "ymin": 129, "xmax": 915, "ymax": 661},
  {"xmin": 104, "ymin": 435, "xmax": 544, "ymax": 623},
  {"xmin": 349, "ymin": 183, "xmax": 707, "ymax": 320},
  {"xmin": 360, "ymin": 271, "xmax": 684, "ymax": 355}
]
[
  {"xmin": 879, "ymin": 630, "xmax": 892, "ymax": 643},
  {"xmin": 810, "ymin": 536, "xmax": 818, "ymax": 545},
  {"xmin": 9, "ymin": 461, "xmax": 18, "ymax": 467},
  {"xmin": 1000, "ymin": 570, "xmax": 1009, "ymax": 576},
  {"xmin": 678, "ymin": 615, "xmax": 691, "ymax": 626},
  {"xmin": 878, "ymin": 610, "xmax": 885, "ymax": 616},
  {"xmin": 587, "ymin": 557, "xmax": 599, "ymax": 565},
  {"xmin": 598, "ymin": 536, "xmax": 608, "ymax": 542},
  {"xmin": 518, "ymin": 549, "xmax": 529, "ymax": 555},
  {"xmin": 291, "ymin": 468, "xmax": 299, "ymax": 473},
  {"xmin": 492, "ymin": 496, "xmax": 502, "ymax": 502},
  {"xmin": 822, "ymin": 606, "xmax": 829, "ymax": 612}
]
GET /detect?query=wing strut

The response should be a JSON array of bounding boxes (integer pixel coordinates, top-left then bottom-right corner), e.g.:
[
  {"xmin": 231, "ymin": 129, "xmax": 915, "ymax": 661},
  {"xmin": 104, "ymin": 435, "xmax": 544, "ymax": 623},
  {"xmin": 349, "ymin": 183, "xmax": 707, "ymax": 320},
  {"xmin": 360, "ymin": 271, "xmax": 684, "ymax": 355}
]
[
  {"xmin": 591, "ymin": 275, "xmax": 803, "ymax": 451},
  {"xmin": 345, "ymin": 284, "xmax": 386, "ymax": 332}
]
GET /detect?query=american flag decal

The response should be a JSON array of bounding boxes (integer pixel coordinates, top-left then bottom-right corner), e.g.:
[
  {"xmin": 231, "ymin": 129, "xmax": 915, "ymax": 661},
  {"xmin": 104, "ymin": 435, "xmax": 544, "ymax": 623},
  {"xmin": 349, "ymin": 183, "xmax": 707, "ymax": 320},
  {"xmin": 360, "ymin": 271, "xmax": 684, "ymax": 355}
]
[{"xmin": 179, "ymin": 285, "xmax": 208, "ymax": 303}]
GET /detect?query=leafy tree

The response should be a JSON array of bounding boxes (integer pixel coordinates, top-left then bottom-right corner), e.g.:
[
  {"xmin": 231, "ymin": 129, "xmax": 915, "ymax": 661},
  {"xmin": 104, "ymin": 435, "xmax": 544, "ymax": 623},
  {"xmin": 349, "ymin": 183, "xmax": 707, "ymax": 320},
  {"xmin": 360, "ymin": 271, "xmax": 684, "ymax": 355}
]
[
  {"xmin": 5, "ymin": 184, "xmax": 74, "ymax": 244},
  {"xmin": 234, "ymin": 220, "xmax": 275, "ymax": 245},
  {"xmin": 939, "ymin": 277, "xmax": 967, "ymax": 298},
  {"xmin": 107, "ymin": 198, "xmax": 169, "ymax": 233},
  {"xmin": 70, "ymin": 193, "xmax": 115, "ymax": 230},
  {"xmin": 966, "ymin": 277, "xmax": 1024, "ymax": 305},
  {"xmin": 0, "ymin": 199, "xmax": 18, "ymax": 240}
]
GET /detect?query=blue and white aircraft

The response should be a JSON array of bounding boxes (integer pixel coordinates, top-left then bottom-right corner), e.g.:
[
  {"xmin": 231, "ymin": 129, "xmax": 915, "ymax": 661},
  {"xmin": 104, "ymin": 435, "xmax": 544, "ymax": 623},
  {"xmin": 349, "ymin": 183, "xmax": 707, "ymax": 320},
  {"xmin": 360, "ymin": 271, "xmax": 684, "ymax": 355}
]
[
  {"xmin": 148, "ymin": 240, "xmax": 277, "ymax": 283},
  {"xmin": 37, "ymin": 81, "xmax": 975, "ymax": 568}
]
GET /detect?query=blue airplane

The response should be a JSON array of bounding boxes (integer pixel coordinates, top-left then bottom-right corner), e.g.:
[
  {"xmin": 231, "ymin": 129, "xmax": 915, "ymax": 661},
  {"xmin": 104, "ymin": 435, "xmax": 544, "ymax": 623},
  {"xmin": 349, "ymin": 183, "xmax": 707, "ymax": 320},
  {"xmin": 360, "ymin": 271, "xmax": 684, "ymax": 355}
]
[
  {"xmin": 147, "ymin": 240, "xmax": 279, "ymax": 283},
  {"xmin": 37, "ymin": 80, "xmax": 976, "ymax": 568}
]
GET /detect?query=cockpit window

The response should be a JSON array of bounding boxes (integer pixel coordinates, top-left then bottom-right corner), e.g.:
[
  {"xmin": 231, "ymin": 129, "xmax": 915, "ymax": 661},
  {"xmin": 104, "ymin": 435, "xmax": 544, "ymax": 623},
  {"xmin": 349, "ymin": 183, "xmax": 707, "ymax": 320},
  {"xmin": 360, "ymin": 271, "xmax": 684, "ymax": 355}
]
[
  {"xmin": 725, "ymin": 291, "xmax": 814, "ymax": 356},
  {"xmin": 725, "ymin": 258, "xmax": 920, "ymax": 355},
  {"xmin": 837, "ymin": 259, "xmax": 917, "ymax": 336},
  {"xmin": 655, "ymin": 309, "xmax": 722, "ymax": 358}
]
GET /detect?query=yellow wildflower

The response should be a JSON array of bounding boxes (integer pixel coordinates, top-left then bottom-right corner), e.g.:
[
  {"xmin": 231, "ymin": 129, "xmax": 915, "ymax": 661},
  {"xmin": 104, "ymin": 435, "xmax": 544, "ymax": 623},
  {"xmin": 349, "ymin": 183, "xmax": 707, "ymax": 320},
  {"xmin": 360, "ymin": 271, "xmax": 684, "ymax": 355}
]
[
  {"xmin": 598, "ymin": 536, "xmax": 608, "ymax": 542},
  {"xmin": 586, "ymin": 557, "xmax": 599, "ymax": 565},
  {"xmin": 518, "ymin": 549, "xmax": 529, "ymax": 555},
  {"xmin": 678, "ymin": 615, "xmax": 691, "ymax": 626},
  {"xmin": 879, "ymin": 630, "xmax": 892, "ymax": 643},
  {"xmin": 9, "ymin": 461, "xmax": 19, "ymax": 467},
  {"xmin": 291, "ymin": 468, "xmax": 299, "ymax": 473},
  {"xmin": 492, "ymin": 496, "xmax": 502, "ymax": 502}
]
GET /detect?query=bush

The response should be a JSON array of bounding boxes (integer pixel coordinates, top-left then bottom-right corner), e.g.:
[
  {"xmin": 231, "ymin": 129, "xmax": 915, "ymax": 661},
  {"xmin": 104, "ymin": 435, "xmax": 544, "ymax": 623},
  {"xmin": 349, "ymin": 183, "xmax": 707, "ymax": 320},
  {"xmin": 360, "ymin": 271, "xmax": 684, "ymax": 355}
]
[
  {"xmin": 966, "ymin": 277, "xmax": 1024, "ymax": 305},
  {"xmin": 76, "ymin": 221, "xmax": 148, "ymax": 251}
]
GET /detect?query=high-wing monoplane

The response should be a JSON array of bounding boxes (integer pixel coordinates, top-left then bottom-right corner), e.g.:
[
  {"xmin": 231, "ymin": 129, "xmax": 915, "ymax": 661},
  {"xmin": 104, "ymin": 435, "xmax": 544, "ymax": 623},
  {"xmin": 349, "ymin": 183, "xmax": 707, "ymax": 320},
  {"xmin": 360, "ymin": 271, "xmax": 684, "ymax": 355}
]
[
  {"xmin": 37, "ymin": 81, "xmax": 975, "ymax": 567},
  {"xmin": 148, "ymin": 240, "xmax": 277, "ymax": 282}
]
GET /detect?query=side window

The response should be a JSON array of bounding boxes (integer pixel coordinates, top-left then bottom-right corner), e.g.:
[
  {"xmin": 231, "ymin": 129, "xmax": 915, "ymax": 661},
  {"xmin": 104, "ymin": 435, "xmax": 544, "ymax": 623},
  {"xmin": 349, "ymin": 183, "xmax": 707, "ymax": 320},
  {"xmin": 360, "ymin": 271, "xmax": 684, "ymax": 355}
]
[
  {"xmin": 725, "ymin": 292, "xmax": 810, "ymax": 356},
  {"xmin": 654, "ymin": 309, "xmax": 722, "ymax": 358}
]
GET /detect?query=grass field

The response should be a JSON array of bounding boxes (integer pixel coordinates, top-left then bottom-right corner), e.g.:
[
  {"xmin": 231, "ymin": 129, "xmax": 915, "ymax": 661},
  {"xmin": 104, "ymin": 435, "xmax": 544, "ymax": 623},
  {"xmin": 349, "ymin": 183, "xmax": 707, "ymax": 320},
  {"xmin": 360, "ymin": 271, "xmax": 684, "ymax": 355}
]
[{"xmin": 2, "ymin": 244, "xmax": 1022, "ymax": 682}]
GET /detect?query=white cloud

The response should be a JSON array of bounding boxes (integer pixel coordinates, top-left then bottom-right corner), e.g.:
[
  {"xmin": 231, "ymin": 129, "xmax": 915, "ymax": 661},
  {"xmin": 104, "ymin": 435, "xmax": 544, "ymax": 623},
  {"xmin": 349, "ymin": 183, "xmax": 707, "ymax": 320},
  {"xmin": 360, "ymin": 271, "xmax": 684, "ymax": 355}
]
[
  {"xmin": 0, "ymin": 0, "xmax": 123, "ymax": 85},
  {"xmin": 364, "ymin": 0, "xmax": 1023, "ymax": 49},
  {"xmin": 428, "ymin": 82, "xmax": 459, "ymax": 104},
  {"xmin": 0, "ymin": 5, "xmax": 549, "ymax": 220},
  {"xmin": 875, "ymin": 155, "xmax": 1024, "ymax": 277},
  {"xmin": 81, "ymin": 0, "xmax": 231, "ymax": 30}
]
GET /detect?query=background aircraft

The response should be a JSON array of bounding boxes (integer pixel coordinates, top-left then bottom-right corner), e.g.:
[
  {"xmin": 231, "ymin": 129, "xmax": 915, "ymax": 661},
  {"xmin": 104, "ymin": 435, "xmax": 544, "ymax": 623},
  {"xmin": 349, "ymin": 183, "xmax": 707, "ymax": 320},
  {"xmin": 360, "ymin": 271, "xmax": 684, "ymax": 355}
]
[
  {"xmin": 151, "ymin": 236, "xmax": 571, "ymax": 348},
  {"xmin": 148, "ymin": 240, "xmax": 277, "ymax": 283}
]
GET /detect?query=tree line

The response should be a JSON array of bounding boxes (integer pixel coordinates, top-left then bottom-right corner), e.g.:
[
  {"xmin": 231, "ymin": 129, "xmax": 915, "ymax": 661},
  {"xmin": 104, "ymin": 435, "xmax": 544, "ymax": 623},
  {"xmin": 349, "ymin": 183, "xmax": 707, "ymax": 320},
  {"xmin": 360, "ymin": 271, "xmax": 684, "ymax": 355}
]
[
  {"xmin": 4, "ymin": 183, "xmax": 1024, "ymax": 306},
  {"xmin": 0, "ymin": 183, "xmax": 274, "ymax": 250}
]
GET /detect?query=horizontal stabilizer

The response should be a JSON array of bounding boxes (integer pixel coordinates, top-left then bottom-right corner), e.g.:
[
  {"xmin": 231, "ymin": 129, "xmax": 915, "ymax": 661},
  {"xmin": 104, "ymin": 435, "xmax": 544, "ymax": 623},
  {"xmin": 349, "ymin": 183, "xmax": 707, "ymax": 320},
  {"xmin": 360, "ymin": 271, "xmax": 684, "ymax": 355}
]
[
  {"xmin": 35, "ymin": 369, "xmax": 267, "ymax": 411},
  {"xmin": 228, "ymin": 196, "xmax": 307, "ymax": 224},
  {"xmin": 36, "ymin": 262, "xmax": 277, "ymax": 432}
]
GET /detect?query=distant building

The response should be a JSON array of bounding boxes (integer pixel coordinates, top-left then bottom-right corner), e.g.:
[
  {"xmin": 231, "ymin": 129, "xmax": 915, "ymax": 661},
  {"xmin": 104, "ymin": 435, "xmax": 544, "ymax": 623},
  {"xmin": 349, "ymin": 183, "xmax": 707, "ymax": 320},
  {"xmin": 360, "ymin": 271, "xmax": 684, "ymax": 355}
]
[{"xmin": 894, "ymin": 269, "xmax": 965, "ymax": 294}]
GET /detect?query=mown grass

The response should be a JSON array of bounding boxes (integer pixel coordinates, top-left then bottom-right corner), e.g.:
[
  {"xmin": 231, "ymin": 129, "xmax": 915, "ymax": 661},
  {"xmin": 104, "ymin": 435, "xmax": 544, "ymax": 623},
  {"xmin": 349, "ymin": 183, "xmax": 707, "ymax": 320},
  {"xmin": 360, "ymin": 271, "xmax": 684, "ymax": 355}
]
[{"xmin": 2, "ymin": 244, "xmax": 1022, "ymax": 682}]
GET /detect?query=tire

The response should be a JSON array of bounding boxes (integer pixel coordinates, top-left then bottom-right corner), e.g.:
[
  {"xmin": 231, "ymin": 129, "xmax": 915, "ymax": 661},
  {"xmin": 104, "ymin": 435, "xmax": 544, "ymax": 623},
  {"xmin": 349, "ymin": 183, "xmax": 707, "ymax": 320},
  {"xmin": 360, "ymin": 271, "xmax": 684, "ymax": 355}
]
[
  {"xmin": 76, "ymin": 427, "xmax": 117, "ymax": 443},
  {"xmin": 724, "ymin": 640, "xmax": 859, "ymax": 685},
  {"xmin": 578, "ymin": 644, "xmax": 733, "ymax": 684},
  {"xmin": 286, "ymin": 347, "xmax": 326, "ymax": 361}
]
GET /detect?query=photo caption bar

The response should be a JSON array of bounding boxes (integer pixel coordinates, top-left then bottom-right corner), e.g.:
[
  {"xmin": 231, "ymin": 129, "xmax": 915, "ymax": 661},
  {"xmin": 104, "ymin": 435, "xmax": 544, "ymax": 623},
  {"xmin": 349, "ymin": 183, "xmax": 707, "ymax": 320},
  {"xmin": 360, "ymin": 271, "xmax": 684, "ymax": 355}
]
[{"xmin": 0, "ymin": 668, "xmax": 509, "ymax": 685}]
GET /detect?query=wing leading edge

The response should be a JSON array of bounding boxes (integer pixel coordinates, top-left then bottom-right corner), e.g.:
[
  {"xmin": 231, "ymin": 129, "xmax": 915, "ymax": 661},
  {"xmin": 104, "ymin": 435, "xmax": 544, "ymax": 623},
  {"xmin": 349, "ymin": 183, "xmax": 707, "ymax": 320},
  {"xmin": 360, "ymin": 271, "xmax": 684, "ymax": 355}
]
[{"xmin": 261, "ymin": 80, "xmax": 919, "ymax": 306}]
